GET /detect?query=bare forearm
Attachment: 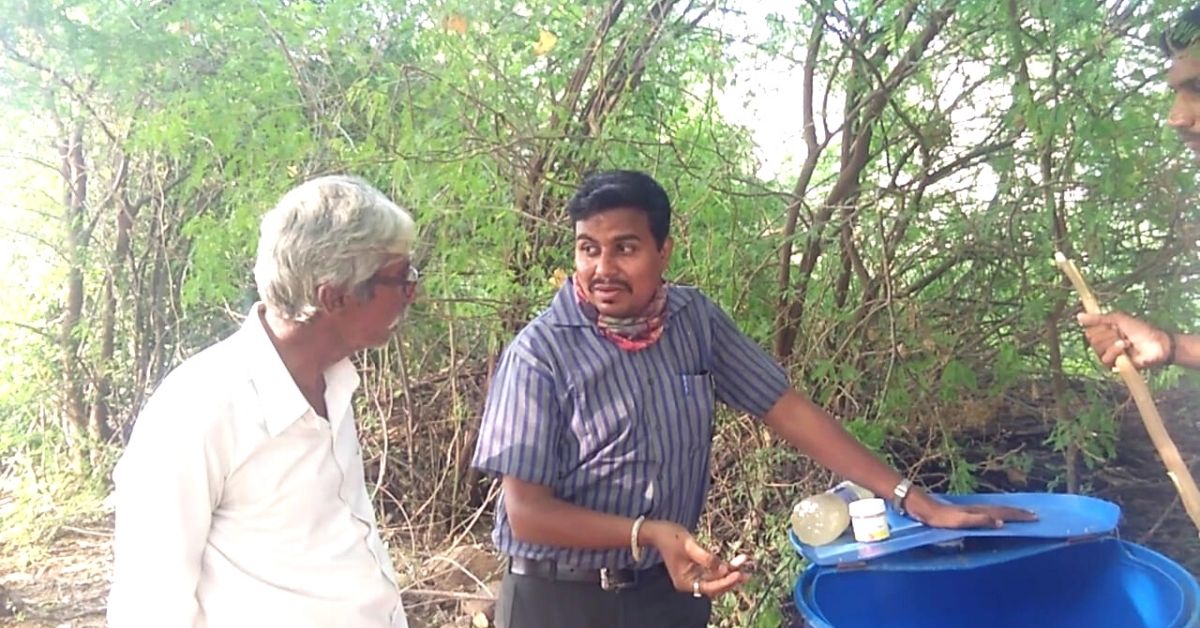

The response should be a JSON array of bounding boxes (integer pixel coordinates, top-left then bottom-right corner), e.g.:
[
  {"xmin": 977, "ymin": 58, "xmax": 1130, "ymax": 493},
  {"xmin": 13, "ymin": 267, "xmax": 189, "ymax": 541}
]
[
  {"xmin": 504, "ymin": 481, "xmax": 689, "ymax": 558},
  {"xmin": 763, "ymin": 391, "xmax": 904, "ymax": 501},
  {"xmin": 1175, "ymin": 334, "xmax": 1200, "ymax": 369},
  {"xmin": 506, "ymin": 490, "xmax": 637, "ymax": 550}
]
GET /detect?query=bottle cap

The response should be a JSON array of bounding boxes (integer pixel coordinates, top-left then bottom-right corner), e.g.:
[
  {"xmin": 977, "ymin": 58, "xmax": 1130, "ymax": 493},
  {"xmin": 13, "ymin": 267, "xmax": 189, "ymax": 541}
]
[{"xmin": 848, "ymin": 497, "xmax": 886, "ymax": 518}]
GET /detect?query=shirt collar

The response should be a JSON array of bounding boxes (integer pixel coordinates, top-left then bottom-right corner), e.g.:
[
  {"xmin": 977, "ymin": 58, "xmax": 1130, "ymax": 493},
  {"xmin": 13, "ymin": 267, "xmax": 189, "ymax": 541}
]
[
  {"xmin": 544, "ymin": 278, "xmax": 693, "ymax": 327},
  {"xmin": 239, "ymin": 304, "xmax": 360, "ymax": 437}
]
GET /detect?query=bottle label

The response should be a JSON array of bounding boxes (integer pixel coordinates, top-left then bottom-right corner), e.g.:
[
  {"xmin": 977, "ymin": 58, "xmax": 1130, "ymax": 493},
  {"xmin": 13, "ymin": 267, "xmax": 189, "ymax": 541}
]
[{"xmin": 852, "ymin": 514, "xmax": 890, "ymax": 543}]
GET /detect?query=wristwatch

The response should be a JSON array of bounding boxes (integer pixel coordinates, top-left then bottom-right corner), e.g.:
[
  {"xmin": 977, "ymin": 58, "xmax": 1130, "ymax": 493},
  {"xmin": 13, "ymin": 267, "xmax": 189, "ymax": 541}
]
[{"xmin": 892, "ymin": 479, "xmax": 913, "ymax": 516}]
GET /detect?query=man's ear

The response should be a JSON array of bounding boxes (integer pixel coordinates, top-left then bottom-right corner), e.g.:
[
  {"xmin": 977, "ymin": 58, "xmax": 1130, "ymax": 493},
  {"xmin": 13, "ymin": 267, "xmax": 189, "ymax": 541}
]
[
  {"xmin": 660, "ymin": 236, "xmax": 674, "ymax": 266},
  {"xmin": 316, "ymin": 283, "xmax": 346, "ymax": 313}
]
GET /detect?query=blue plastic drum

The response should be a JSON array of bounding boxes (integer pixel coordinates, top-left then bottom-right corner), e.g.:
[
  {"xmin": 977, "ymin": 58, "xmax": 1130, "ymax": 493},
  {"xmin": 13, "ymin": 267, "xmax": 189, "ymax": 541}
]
[
  {"xmin": 790, "ymin": 493, "xmax": 1199, "ymax": 628},
  {"xmin": 793, "ymin": 537, "xmax": 1198, "ymax": 628}
]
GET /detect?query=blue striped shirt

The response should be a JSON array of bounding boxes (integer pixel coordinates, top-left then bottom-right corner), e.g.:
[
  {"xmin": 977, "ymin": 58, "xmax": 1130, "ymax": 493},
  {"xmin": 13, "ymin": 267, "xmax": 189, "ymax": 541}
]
[{"xmin": 471, "ymin": 279, "xmax": 790, "ymax": 569}]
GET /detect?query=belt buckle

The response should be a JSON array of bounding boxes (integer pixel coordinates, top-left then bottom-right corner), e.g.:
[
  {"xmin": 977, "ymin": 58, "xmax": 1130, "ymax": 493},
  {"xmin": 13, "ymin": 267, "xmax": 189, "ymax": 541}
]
[{"xmin": 599, "ymin": 567, "xmax": 634, "ymax": 592}]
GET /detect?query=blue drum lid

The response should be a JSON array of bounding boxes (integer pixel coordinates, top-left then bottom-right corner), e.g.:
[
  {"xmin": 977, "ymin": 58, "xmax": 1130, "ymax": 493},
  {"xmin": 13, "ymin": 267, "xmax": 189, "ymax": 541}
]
[{"xmin": 789, "ymin": 492, "xmax": 1120, "ymax": 567}]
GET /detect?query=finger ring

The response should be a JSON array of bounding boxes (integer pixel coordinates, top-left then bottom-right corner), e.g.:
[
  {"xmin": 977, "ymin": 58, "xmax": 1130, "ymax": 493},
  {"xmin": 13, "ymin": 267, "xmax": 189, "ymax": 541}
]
[{"xmin": 692, "ymin": 578, "xmax": 702, "ymax": 598}]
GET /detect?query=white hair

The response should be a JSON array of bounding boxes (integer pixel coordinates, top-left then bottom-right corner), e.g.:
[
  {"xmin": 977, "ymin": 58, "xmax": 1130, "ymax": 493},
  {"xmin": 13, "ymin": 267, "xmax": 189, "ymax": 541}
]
[{"xmin": 253, "ymin": 175, "xmax": 415, "ymax": 322}]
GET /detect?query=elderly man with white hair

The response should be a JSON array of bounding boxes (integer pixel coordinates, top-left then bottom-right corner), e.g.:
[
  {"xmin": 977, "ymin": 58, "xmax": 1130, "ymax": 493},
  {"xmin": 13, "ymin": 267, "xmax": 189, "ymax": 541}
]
[{"xmin": 108, "ymin": 175, "xmax": 418, "ymax": 628}]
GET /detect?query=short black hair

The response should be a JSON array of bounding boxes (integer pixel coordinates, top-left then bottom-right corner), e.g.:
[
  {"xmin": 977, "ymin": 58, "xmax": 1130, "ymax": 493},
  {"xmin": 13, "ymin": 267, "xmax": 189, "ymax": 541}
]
[
  {"xmin": 566, "ymin": 170, "xmax": 671, "ymax": 248},
  {"xmin": 1160, "ymin": 6, "xmax": 1200, "ymax": 56}
]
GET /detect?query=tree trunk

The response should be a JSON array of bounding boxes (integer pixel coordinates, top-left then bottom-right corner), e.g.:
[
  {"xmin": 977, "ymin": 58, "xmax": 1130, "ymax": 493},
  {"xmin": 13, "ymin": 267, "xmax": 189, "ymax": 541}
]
[
  {"xmin": 59, "ymin": 121, "xmax": 89, "ymax": 439},
  {"xmin": 774, "ymin": 0, "xmax": 958, "ymax": 361},
  {"xmin": 92, "ymin": 189, "xmax": 135, "ymax": 443}
]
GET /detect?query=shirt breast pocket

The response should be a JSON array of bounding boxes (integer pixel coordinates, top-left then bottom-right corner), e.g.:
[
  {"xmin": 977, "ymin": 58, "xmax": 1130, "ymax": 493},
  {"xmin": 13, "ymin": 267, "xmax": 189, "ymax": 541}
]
[{"xmin": 672, "ymin": 372, "xmax": 715, "ymax": 452}]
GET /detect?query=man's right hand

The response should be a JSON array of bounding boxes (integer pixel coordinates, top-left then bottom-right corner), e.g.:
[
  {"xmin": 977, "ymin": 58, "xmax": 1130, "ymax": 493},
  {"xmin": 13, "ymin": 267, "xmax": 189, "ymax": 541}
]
[
  {"xmin": 1077, "ymin": 312, "xmax": 1172, "ymax": 369},
  {"xmin": 640, "ymin": 520, "xmax": 749, "ymax": 598}
]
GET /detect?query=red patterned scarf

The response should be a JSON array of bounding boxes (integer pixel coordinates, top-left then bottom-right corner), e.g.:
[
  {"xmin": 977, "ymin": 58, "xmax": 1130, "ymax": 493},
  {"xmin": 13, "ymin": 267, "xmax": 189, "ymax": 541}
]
[{"xmin": 573, "ymin": 276, "xmax": 668, "ymax": 352}]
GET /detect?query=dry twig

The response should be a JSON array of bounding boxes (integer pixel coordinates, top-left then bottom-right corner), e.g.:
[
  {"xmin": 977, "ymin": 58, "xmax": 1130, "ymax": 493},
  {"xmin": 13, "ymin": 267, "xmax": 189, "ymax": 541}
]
[{"xmin": 1054, "ymin": 252, "xmax": 1200, "ymax": 539}]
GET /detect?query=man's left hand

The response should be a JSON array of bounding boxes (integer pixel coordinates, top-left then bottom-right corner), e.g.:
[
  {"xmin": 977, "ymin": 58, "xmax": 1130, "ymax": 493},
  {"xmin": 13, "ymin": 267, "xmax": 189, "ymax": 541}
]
[{"xmin": 905, "ymin": 492, "xmax": 1037, "ymax": 529}]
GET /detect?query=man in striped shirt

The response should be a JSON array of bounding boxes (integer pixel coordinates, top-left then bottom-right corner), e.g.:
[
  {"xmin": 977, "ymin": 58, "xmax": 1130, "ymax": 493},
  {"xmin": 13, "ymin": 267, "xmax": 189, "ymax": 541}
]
[{"xmin": 472, "ymin": 170, "xmax": 1034, "ymax": 628}]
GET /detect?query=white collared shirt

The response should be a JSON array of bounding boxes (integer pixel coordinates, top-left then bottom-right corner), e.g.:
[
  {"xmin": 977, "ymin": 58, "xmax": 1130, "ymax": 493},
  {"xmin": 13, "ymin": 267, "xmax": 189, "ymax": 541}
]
[{"xmin": 107, "ymin": 305, "xmax": 408, "ymax": 628}]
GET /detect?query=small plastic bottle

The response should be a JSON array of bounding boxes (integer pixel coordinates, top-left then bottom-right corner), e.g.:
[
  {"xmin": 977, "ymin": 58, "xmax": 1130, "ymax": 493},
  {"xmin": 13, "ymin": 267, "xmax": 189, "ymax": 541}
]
[
  {"xmin": 848, "ymin": 497, "xmax": 891, "ymax": 543},
  {"xmin": 790, "ymin": 481, "xmax": 874, "ymax": 546}
]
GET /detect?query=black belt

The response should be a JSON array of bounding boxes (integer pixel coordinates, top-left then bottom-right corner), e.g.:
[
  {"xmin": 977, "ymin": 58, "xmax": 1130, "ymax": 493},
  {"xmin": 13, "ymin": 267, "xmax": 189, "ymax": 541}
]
[{"xmin": 508, "ymin": 556, "xmax": 668, "ymax": 592}]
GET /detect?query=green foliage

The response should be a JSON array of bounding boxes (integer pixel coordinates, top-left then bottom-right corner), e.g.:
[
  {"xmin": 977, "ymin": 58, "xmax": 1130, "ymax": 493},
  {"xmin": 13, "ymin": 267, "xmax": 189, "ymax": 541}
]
[
  {"xmin": 844, "ymin": 417, "xmax": 890, "ymax": 454},
  {"xmin": 0, "ymin": 432, "xmax": 114, "ymax": 552},
  {"xmin": 1045, "ymin": 393, "xmax": 1120, "ymax": 471},
  {"xmin": 939, "ymin": 359, "xmax": 979, "ymax": 401}
]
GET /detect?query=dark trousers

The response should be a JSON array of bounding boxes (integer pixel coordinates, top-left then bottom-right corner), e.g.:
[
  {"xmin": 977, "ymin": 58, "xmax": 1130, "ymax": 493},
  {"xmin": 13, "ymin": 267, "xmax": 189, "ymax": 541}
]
[{"xmin": 495, "ymin": 568, "xmax": 712, "ymax": 628}]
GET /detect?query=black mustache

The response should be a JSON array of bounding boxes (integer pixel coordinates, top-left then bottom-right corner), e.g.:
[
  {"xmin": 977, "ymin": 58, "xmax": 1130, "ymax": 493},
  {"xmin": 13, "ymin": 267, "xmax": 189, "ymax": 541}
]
[{"xmin": 590, "ymin": 281, "xmax": 630, "ymax": 291}]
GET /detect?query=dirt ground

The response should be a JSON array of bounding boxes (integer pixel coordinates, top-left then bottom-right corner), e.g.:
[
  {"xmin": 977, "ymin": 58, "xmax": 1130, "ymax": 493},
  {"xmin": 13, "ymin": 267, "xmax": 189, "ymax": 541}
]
[
  {"xmin": 0, "ymin": 530, "xmax": 109, "ymax": 627},
  {"xmin": 3, "ymin": 387, "xmax": 1198, "ymax": 627},
  {"xmin": 0, "ymin": 530, "xmax": 502, "ymax": 628}
]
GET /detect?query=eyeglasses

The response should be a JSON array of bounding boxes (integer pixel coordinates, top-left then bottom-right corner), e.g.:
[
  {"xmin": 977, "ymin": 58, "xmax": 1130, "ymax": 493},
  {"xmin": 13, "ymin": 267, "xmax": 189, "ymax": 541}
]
[{"xmin": 369, "ymin": 264, "xmax": 420, "ymax": 291}]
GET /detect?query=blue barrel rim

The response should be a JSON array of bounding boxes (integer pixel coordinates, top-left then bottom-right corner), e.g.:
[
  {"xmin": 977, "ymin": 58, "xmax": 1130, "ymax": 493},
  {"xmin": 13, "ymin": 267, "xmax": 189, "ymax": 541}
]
[{"xmin": 1120, "ymin": 541, "xmax": 1199, "ymax": 628}]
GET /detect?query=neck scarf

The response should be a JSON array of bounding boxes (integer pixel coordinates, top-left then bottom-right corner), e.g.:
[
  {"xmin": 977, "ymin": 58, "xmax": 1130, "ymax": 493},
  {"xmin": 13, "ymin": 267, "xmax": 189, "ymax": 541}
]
[{"xmin": 573, "ymin": 276, "xmax": 668, "ymax": 352}]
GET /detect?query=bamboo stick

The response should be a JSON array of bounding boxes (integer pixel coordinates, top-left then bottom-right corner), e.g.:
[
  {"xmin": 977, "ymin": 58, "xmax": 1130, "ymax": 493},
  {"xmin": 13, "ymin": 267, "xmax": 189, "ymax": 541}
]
[{"xmin": 1054, "ymin": 252, "xmax": 1200, "ymax": 538}]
